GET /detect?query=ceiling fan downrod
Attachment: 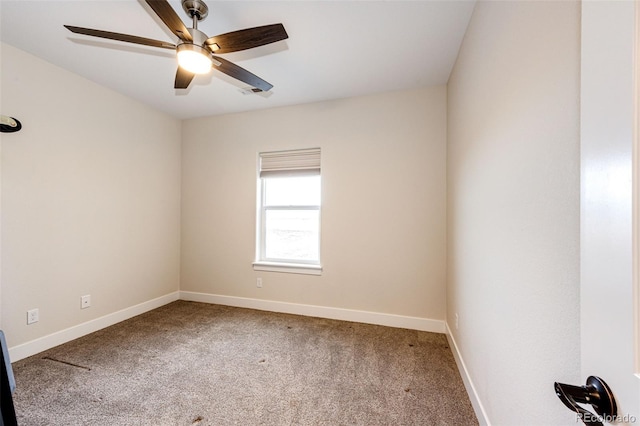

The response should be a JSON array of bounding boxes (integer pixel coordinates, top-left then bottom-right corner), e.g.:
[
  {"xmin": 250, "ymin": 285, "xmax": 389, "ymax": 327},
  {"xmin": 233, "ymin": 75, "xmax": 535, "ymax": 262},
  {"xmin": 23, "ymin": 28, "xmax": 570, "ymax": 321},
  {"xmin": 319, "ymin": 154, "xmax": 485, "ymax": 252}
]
[{"xmin": 182, "ymin": 0, "xmax": 208, "ymax": 28}]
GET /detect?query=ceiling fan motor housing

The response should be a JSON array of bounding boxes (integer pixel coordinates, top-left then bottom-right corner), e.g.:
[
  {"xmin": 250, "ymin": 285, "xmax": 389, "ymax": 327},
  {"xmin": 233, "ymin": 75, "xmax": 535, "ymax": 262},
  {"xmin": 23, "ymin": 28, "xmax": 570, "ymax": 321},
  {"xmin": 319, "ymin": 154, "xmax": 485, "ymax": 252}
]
[{"xmin": 185, "ymin": 28, "xmax": 208, "ymax": 46}]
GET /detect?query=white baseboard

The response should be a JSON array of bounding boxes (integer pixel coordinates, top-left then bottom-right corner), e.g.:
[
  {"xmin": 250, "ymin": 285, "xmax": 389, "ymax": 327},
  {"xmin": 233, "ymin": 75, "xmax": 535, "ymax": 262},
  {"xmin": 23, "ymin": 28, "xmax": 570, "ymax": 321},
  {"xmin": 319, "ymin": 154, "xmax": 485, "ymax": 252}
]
[
  {"xmin": 8, "ymin": 289, "xmax": 486, "ymax": 424},
  {"xmin": 8, "ymin": 290, "xmax": 445, "ymax": 362},
  {"xmin": 9, "ymin": 291, "xmax": 180, "ymax": 362},
  {"xmin": 179, "ymin": 291, "xmax": 446, "ymax": 333},
  {"xmin": 445, "ymin": 323, "xmax": 491, "ymax": 426}
]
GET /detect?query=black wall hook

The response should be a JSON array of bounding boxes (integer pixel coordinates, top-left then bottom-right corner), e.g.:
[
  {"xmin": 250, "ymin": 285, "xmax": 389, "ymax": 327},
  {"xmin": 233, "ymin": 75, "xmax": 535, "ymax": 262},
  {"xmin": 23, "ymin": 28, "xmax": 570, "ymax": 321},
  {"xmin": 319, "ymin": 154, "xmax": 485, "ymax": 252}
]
[
  {"xmin": 554, "ymin": 376, "xmax": 617, "ymax": 425},
  {"xmin": 0, "ymin": 116, "xmax": 22, "ymax": 133}
]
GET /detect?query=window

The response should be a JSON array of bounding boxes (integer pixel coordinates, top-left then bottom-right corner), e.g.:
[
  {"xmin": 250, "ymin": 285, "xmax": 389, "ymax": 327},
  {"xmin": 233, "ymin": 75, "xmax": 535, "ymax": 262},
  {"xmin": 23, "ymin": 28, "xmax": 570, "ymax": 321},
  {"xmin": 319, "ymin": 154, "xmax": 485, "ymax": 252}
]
[{"xmin": 254, "ymin": 148, "xmax": 322, "ymax": 275}]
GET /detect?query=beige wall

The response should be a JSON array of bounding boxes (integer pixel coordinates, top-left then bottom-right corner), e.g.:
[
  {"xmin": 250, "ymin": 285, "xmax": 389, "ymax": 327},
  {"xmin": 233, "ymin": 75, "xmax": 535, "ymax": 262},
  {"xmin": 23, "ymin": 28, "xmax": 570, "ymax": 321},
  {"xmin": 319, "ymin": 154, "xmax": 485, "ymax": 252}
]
[
  {"xmin": 1, "ymin": 44, "xmax": 446, "ymax": 353},
  {"xmin": 447, "ymin": 1, "xmax": 580, "ymax": 424},
  {"xmin": 181, "ymin": 87, "xmax": 447, "ymax": 321},
  {"xmin": 0, "ymin": 43, "xmax": 182, "ymax": 348}
]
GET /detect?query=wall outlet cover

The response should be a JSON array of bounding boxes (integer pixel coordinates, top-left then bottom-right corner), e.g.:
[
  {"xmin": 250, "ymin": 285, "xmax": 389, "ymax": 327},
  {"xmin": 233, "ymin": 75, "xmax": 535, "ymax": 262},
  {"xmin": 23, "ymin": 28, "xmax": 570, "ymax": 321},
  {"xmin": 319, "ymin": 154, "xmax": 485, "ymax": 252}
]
[
  {"xmin": 27, "ymin": 308, "xmax": 39, "ymax": 325},
  {"xmin": 81, "ymin": 295, "xmax": 91, "ymax": 309}
]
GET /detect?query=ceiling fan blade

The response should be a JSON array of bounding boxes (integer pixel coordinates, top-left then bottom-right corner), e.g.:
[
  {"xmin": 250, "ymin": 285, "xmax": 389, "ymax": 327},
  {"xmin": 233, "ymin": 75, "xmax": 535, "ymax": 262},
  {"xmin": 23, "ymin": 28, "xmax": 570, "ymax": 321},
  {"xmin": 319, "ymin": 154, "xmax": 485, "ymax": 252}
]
[
  {"xmin": 175, "ymin": 67, "xmax": 196, "ymax": 89},
  {"xmin": 64, "ymin": 25, "xmax": 176, "ymax": 50},
  {"xmin": 205, "ymin": 24, "xmax": 288, "ymax": 54},
  {"xmin": 145, "ymin": 0, "xmax": 192, "ymax": 42},
  {"xmin": 212, "ymin": 56, "xmax": 273, "ymax": 92}
]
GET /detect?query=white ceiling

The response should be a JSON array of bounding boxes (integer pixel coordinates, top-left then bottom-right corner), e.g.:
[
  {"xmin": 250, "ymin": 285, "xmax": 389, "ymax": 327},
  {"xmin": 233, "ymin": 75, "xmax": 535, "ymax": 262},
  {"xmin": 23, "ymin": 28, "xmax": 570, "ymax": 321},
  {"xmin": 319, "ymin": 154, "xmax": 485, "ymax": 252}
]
[{"xmin": 0, "ymin": 0, "xmax": 475, "ymax": 120}]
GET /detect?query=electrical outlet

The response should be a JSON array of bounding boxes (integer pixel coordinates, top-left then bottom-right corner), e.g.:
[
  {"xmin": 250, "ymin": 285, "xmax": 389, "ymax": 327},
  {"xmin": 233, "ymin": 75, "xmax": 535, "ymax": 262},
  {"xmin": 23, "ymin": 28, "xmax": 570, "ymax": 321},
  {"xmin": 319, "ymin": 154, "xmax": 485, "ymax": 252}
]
[
  {"xmin": 81, "ymin": 295, "xmax": 91, "ymax": 309},
  {"xmin": 27, "ymin": 308, "xmax": 39, "ymax": 325},
  {"xmin": 455, "ymin": 313, "xmax": 459, "ymax": 330},
  {"xmin": 257, "ymin": 277, "xmax": 263, "ymax": 288}
]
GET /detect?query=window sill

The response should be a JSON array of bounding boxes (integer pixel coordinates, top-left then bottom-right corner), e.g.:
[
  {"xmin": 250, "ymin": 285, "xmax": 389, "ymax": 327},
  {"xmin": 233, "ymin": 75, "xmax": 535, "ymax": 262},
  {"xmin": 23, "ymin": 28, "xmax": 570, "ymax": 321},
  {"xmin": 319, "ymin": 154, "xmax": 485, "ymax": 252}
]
[{"xmin": 252, "ymin": 261, "xmax": 322, "ymax": 276}]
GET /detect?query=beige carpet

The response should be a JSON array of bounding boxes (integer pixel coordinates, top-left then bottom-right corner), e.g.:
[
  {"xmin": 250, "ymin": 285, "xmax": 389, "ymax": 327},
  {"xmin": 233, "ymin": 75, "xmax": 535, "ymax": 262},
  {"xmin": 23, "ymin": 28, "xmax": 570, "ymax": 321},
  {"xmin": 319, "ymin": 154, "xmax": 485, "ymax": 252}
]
[{"xmin": 11, "ymin": 301, "xmax": 478, "ymax": 425}]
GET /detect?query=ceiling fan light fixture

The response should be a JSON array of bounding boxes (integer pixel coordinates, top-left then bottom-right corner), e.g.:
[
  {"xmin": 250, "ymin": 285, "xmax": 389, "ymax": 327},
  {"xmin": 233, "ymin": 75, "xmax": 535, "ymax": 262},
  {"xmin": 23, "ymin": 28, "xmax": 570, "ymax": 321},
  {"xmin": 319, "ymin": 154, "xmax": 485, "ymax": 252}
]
[{"xmin": 177, "ymin": 43, "xmax": 212, "ymax": 74}]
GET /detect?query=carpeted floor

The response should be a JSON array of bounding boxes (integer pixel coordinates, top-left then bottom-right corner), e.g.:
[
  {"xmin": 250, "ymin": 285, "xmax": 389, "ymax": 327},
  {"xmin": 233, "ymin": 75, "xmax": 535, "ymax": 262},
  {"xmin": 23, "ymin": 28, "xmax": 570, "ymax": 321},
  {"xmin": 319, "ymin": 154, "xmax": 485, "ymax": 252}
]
[{"xmin": 11, "ymin": 301, "xmax": 478, "ymax": 425}]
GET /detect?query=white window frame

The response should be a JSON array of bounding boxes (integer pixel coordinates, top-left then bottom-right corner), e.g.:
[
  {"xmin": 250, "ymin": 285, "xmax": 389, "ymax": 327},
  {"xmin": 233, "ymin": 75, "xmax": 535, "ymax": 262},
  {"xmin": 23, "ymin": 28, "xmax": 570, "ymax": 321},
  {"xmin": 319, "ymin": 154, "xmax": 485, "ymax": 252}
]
[{"xmin": 253, "ymin": 149, "xmax": 322, "ymax": 275}]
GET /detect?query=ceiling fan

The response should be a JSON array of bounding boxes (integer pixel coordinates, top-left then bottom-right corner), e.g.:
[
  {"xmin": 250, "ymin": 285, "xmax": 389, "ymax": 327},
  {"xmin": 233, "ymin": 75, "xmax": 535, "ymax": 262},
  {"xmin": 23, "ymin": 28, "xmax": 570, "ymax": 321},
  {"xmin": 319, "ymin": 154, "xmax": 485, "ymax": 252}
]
[{"xmin": 64, "ymin": 0, "xmax": 288, "ymax": 91}]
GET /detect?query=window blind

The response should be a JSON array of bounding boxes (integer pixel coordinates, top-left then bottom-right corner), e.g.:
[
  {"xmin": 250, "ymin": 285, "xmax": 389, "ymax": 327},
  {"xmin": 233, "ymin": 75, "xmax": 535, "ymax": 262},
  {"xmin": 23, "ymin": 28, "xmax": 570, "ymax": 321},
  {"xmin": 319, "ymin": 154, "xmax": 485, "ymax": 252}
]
[{"xmin": 259, "ymin": 148, "xmax": 321, "ymax": 177}]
